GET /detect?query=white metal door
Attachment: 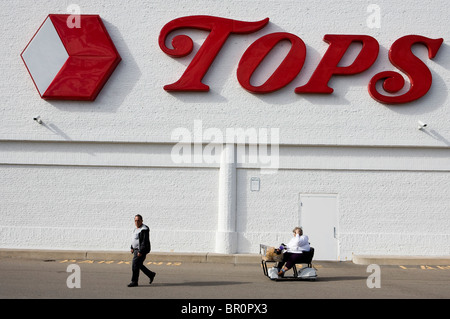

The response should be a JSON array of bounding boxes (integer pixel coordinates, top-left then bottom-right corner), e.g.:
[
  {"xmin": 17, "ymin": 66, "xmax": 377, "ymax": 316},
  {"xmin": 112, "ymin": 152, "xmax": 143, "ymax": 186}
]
[{"xmin": 299, "ymin": 194, "xmax": 339, "ymax": 261}]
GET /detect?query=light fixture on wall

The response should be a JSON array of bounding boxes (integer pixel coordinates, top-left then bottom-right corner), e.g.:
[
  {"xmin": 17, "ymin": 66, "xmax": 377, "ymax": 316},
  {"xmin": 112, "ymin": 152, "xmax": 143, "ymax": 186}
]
[
  {"xmin": 33, "ymin": 116, "xmax": 43, "ymax": 124},
  {"xmin": 417, "ymin": 120, "xmax": 427, "ymax": 130}
]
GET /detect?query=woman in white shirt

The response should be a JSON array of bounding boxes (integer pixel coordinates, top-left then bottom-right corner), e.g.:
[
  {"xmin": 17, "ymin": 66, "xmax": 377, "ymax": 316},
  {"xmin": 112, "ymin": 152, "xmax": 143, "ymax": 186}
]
[{"xmin": 278, "ymin": 227, "xmax": 310, "ymax": 276}]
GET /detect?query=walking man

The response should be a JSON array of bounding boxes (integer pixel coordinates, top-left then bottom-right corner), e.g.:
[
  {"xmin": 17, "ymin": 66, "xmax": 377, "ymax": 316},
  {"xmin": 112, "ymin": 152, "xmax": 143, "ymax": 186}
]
[{"xmin": 128, "ymin": 214, "xmax": 156, "ymax": 287}]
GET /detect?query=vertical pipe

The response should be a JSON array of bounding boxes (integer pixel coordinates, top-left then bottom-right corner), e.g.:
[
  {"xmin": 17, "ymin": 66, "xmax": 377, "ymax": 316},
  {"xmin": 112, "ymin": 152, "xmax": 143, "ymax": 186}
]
[{"xmin": 215, "ymin": 143, "xmax": 237, "ymax": 254}]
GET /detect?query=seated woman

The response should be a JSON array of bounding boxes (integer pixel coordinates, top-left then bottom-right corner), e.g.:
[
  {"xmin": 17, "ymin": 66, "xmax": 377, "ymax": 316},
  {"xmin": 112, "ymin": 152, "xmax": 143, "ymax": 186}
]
[{"xmin": 277, "ymin": 227, "xmax": 310, "ymax": 276}]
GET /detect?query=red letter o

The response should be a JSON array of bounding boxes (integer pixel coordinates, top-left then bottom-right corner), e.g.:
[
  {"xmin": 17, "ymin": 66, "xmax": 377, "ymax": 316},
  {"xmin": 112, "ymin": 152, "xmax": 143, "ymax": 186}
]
[{"xmin": 237, "ymin": 32, "xmax": 306, "ymax": 93}]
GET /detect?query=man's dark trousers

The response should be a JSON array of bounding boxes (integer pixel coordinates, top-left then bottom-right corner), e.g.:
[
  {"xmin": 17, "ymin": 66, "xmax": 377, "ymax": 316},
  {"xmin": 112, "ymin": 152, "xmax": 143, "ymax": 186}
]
[{"xmin": 131, "ymin": 250, "xmax": 155, "ymax": 284}]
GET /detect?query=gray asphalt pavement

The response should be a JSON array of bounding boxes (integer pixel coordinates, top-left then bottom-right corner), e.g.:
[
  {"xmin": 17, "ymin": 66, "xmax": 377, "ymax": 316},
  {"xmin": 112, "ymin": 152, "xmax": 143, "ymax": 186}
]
[{"xmin": 1, "ymin": 257, "xmax": 449, "ymax": 300}]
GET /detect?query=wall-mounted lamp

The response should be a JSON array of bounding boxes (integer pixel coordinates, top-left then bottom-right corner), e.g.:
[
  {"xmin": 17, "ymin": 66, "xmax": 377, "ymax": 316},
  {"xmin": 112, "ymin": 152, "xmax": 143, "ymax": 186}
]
[
  {"xmin": 33, "ymin": 116, "xmax": 43, "ymax": 124},
  {"xmin": 418, "ymin": 120, "xmax": 427, "ymax": 130}
]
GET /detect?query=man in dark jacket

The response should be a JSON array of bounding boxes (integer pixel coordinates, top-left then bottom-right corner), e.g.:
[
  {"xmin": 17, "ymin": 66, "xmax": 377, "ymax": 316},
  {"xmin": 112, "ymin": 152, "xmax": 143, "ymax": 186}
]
[{"xmin": 128, "ymin": 214, "xmax": 156, "ymax": 287}]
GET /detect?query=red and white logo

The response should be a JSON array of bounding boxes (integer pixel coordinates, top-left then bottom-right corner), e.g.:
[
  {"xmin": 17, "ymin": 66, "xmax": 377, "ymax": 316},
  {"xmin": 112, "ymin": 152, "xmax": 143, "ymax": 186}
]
[{"xmin": 21, "ymin": 14, "xmax": 121, "ymax": 101}]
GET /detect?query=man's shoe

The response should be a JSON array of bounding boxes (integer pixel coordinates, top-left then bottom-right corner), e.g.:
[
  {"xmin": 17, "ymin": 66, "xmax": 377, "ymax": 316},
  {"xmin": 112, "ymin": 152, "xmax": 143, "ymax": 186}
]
[
  {"xmin": 127, "ymin": 282, "xmax": 138, "ymax": 287},
  {"xmin": 149, "ymin": 273, "xmax": 156, "ymax": 284}
]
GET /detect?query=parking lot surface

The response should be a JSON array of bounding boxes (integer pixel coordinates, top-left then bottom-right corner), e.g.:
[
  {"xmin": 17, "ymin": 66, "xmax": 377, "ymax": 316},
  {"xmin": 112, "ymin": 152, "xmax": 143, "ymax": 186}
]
[{"xmin": 1, "ymin": 257, "xmax": 449, "ymax": 300}]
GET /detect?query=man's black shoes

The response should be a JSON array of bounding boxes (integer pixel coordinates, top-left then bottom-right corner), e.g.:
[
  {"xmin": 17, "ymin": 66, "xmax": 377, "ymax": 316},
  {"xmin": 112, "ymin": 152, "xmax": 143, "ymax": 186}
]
[
  {"xmin": 149, "ymin": 272, "xmax": 156, "ymax": 284},
  {"xmin": 127, "ymin": 273, "xmax": 155, "ymax": 287}
]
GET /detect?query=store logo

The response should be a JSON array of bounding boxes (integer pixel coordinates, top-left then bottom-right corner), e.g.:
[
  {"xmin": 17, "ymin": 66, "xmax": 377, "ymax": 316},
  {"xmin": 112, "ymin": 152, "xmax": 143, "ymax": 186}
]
[
  {"xmin": 21, "ymin": 14, "xmax": 121, "ymax": 101},
  {"xmin": 159, "ymin": 15, "xmax": 443, "ymax": 105}
]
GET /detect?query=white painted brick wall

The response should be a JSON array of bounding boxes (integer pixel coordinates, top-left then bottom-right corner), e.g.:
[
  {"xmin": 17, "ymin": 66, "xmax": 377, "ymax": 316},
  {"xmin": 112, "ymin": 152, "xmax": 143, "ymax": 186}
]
[
  {"xmin": 0, "ymin": 165, "xmax": 219, "ymax": 252},
  {"xmin": 237, "ymin": 169, "xmax": 450, "ymax": 259},
  {"xmin": 0, "ymin": 0, "xmax": 449, "ymax": 259}
]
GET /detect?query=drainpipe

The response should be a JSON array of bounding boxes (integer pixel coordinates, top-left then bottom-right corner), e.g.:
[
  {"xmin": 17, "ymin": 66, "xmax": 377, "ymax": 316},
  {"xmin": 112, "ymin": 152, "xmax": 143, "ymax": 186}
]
[{"xmin": 215, "ymin": 143, "xmax": 237, "ymax": 254}]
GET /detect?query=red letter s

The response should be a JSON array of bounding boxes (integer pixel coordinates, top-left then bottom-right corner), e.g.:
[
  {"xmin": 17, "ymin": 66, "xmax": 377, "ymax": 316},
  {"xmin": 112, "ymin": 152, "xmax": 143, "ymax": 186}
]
[{"xmin": 368, "ymin": 35, "xmax": 443, "ymax": 104}]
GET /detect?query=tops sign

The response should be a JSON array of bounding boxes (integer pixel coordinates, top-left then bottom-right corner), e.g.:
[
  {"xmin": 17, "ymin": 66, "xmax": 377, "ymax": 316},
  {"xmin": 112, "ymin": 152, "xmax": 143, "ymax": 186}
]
[{"xmin": 159, "ymin": 15, "xmax": 443, "ymax": 105}]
